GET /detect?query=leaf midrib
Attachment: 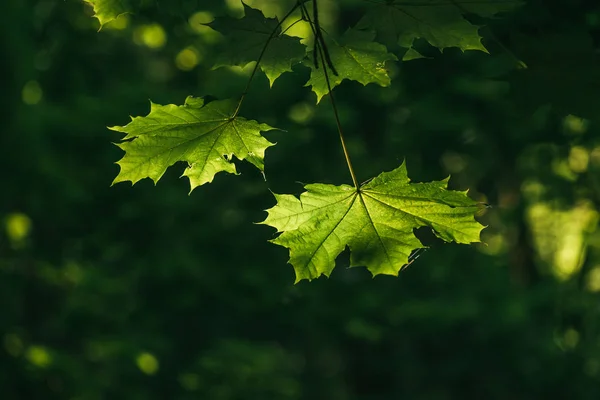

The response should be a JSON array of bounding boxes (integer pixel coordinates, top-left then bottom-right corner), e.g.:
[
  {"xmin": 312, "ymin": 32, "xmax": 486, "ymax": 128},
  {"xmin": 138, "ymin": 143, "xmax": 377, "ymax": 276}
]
[
  {"xmin": 362, "ymin": 190, "xmax": 477, "ymax": 238},
  {"xmin": 300, "ymin": 192, "xmax": 359, "ymax": 279}
]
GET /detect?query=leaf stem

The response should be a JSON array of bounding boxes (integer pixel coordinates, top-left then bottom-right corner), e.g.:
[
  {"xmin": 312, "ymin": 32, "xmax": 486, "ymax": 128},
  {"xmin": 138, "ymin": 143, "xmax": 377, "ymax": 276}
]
[
  {"xmin": 305, "ymin": 0, "xmax": 359, "ymax": 188},
  {"xmin": 324, "ymin": 70, "xmax": 359, "ymax": 188},
  {"xmin": 232, "ymin": 2, "xmax": 301, "ymax": 118}
]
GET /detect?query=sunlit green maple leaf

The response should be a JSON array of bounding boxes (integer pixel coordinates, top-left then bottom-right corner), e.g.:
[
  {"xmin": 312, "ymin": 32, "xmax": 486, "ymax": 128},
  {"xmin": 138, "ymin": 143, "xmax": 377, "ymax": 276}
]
[
  {"xmin": 208, "ymin": 3, "xmax": 306, "ymax": 87},
  {"xmin": 306, "ymin": 29, "xmax": 397, "ymax": 103},
  {"xmin": 84, "ymin": 0, "xmax": 131, "ymax": 28},
  {"xmin": 111, "ymin": 96, "xmax": 276, "ymax": 192},
  {"xmin": 261, "ymin": 163, "xmax": 484, "ymax": 282},
  {"xmin": 357, "ymin": 0, "xmax": 522, "ymax": 55}
]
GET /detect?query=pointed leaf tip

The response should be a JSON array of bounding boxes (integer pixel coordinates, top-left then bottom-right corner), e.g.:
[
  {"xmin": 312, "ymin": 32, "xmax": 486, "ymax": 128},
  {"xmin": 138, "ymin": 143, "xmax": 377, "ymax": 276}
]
[{"xmin": 84, "ymin": 0, "xmax": 131, "ymax": 29}]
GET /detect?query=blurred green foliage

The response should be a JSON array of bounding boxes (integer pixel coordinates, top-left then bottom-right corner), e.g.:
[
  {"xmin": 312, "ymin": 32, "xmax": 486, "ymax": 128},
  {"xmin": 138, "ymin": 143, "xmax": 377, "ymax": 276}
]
[{"xmin": 2, "ymin": 0, "xmax": 600, "ymax": 399}]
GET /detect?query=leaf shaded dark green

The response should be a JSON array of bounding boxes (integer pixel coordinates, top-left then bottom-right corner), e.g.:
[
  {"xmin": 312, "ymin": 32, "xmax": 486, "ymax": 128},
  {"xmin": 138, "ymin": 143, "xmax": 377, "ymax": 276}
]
[
  {"xmin": 357, "ymin": 0, "xmax": 522, "ymax": 55},
  {"xmin": 209, "ymin": 3, "xmax": 306, "ymax": 87}
]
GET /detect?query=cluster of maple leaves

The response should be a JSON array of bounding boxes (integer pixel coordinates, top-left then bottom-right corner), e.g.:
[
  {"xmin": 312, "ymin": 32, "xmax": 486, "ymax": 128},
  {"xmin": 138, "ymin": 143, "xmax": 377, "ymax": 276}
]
[{"xmin": 84, "ymin": 0, "xmax": 523, "ymax": 282}]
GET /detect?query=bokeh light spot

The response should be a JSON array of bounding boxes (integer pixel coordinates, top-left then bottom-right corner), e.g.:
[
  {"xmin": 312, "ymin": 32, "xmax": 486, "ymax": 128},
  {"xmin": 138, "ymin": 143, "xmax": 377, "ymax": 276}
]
[
  {"xmin": 288, "ymin": 102, "xmax": 314, "ymax": 124},
  {"xmin": 563, "ymin": 114, "xmax": 588, "ymax": 135},
  {"xmin": 478, "ymin": 232, "xmax": 508, "ymax": 255},
  {"xmin": 179, "ymin": 373, "xmax": 200, "ymax": 391},
  {"xmin": 526, "ymin": 201, "xmax": 598, "ymax": 280},
  {"xmin": 22, "ymin": 81, "xmax": 43, "ymax": 105},
  {"xmin": 63, "ymin": 261, "xmax": 83, "ymax": 285},
  {"xmin": 175, "ymin": 47, "xmax": 201, "ymax": 71},
  {"xmin": 26, "ymin": 345, "xmax": 52, "ymax": 368},
  {"xmin": 568, "ymin": 146, "xmax": 589, "ymax": 173},
  {"xmin": 134, "ymin": 24, "xmax": 167, "ymax": 49},
  {"xmin": 564, "ymin": 328, "xmax": 580, "ymax": 349},
  {"xmin": 225, "ymin": 0, "xmax": 245, "ymax": 16},
  {"xmin": 591, "ymin": 146, "xmax": 600, "ymax": 166},
  {"xmin": 136, "ymin": 352, "xmax": 159, "ymax": 375},
  {"xmin": 441, "ymin": 152, "xmax": 467, "ymax": 173},
  {"xmin": 586, "ymin": 267, "xmax": 600, "ymax": 292},
  {"xmin": 5, "ymin": 212, "xmax": 32, "ymax": 248}
]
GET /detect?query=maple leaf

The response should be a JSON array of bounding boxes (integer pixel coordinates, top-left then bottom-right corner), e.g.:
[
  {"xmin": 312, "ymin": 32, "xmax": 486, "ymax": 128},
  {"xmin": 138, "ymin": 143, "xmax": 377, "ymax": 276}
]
[
  {"xmin": 357, "ymin": 0, "xmax": 522, "ymax": 56},
  {"xmin": 261, "ymin": 162, "xmax": 484, "ymax": 282},
  {"xmin": 84, "ymin": 0, "xmax": 131, "ymax": 28},
  {"xmin": 306, "ymin": 29, "xmax": 398, "ymax": 103},
  {"xmin": 208, "ymin": 3, "xmax": 306, "ymax": 87},
  {"xmin": 111, "ymin": 96, "xmax": 276, "ymax": 192}
]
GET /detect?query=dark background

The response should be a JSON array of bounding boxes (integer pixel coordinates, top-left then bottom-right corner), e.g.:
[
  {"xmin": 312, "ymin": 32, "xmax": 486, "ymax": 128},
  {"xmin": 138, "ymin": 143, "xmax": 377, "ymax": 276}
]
[{"xmin": 2, "ymin": 0, "xmax": 600, "ymax": 399}]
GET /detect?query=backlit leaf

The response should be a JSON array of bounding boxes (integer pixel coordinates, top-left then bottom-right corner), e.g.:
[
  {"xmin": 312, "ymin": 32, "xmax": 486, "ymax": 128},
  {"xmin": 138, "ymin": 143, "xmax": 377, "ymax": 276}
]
[
  {"xmin": 262, "ymin": 162, "xmax": 484, "ymax": 282},
  {"xmin": 306, "ymin": 29, "xmax": 398, "ymax": 103},
  {"xmin": 84, "ymin": 0, "xmax": 131, "ymax": 28},
  {"xmin": 111, "ymin": 96, "xmax": 276, "ymax": 192}
]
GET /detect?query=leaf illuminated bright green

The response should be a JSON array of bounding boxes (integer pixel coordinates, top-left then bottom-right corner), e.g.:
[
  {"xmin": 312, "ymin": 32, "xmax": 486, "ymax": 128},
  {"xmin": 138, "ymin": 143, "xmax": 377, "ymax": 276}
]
[
  {"xmin": 209, "ymin": 3, "xmax": 306, "ymax": 87},
  {"xmin": 306, "ymin": 29, "xmax": 398, "ymax": 103},
  {"xmin": 84, "ymin": 0, "xmax": 131, "ymax": 28},
  {"xmin": 111, "ymin": 96, "xmax": 276, "ymax": 192},
  {"xmin": 357, "ymin": 0, "xmax": 522, "ymax": 54},
  {"xmin": 262, "ymin": 163, "xmax": 484, "ymax": 282}
]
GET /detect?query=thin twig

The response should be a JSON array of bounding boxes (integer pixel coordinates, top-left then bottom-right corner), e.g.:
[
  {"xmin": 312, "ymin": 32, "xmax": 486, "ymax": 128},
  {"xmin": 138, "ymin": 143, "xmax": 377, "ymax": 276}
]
[
  {"xmin": 232, "ymin": 2, "xmax": 301, "ymax": 118},
  {"xmin": 304, "ymin": 1, "xmax": 359, "ymax": 187},
  {"xmin": 313, "ymin": 0, "xmax": 338, "ymax": 75},
  {"xmin": 299, "ymin": 2, "xmax": 321, "ymax": 70},
  {"xmin": 280, "ymin": 17, "xmax": 304, "ymax": 36}
]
